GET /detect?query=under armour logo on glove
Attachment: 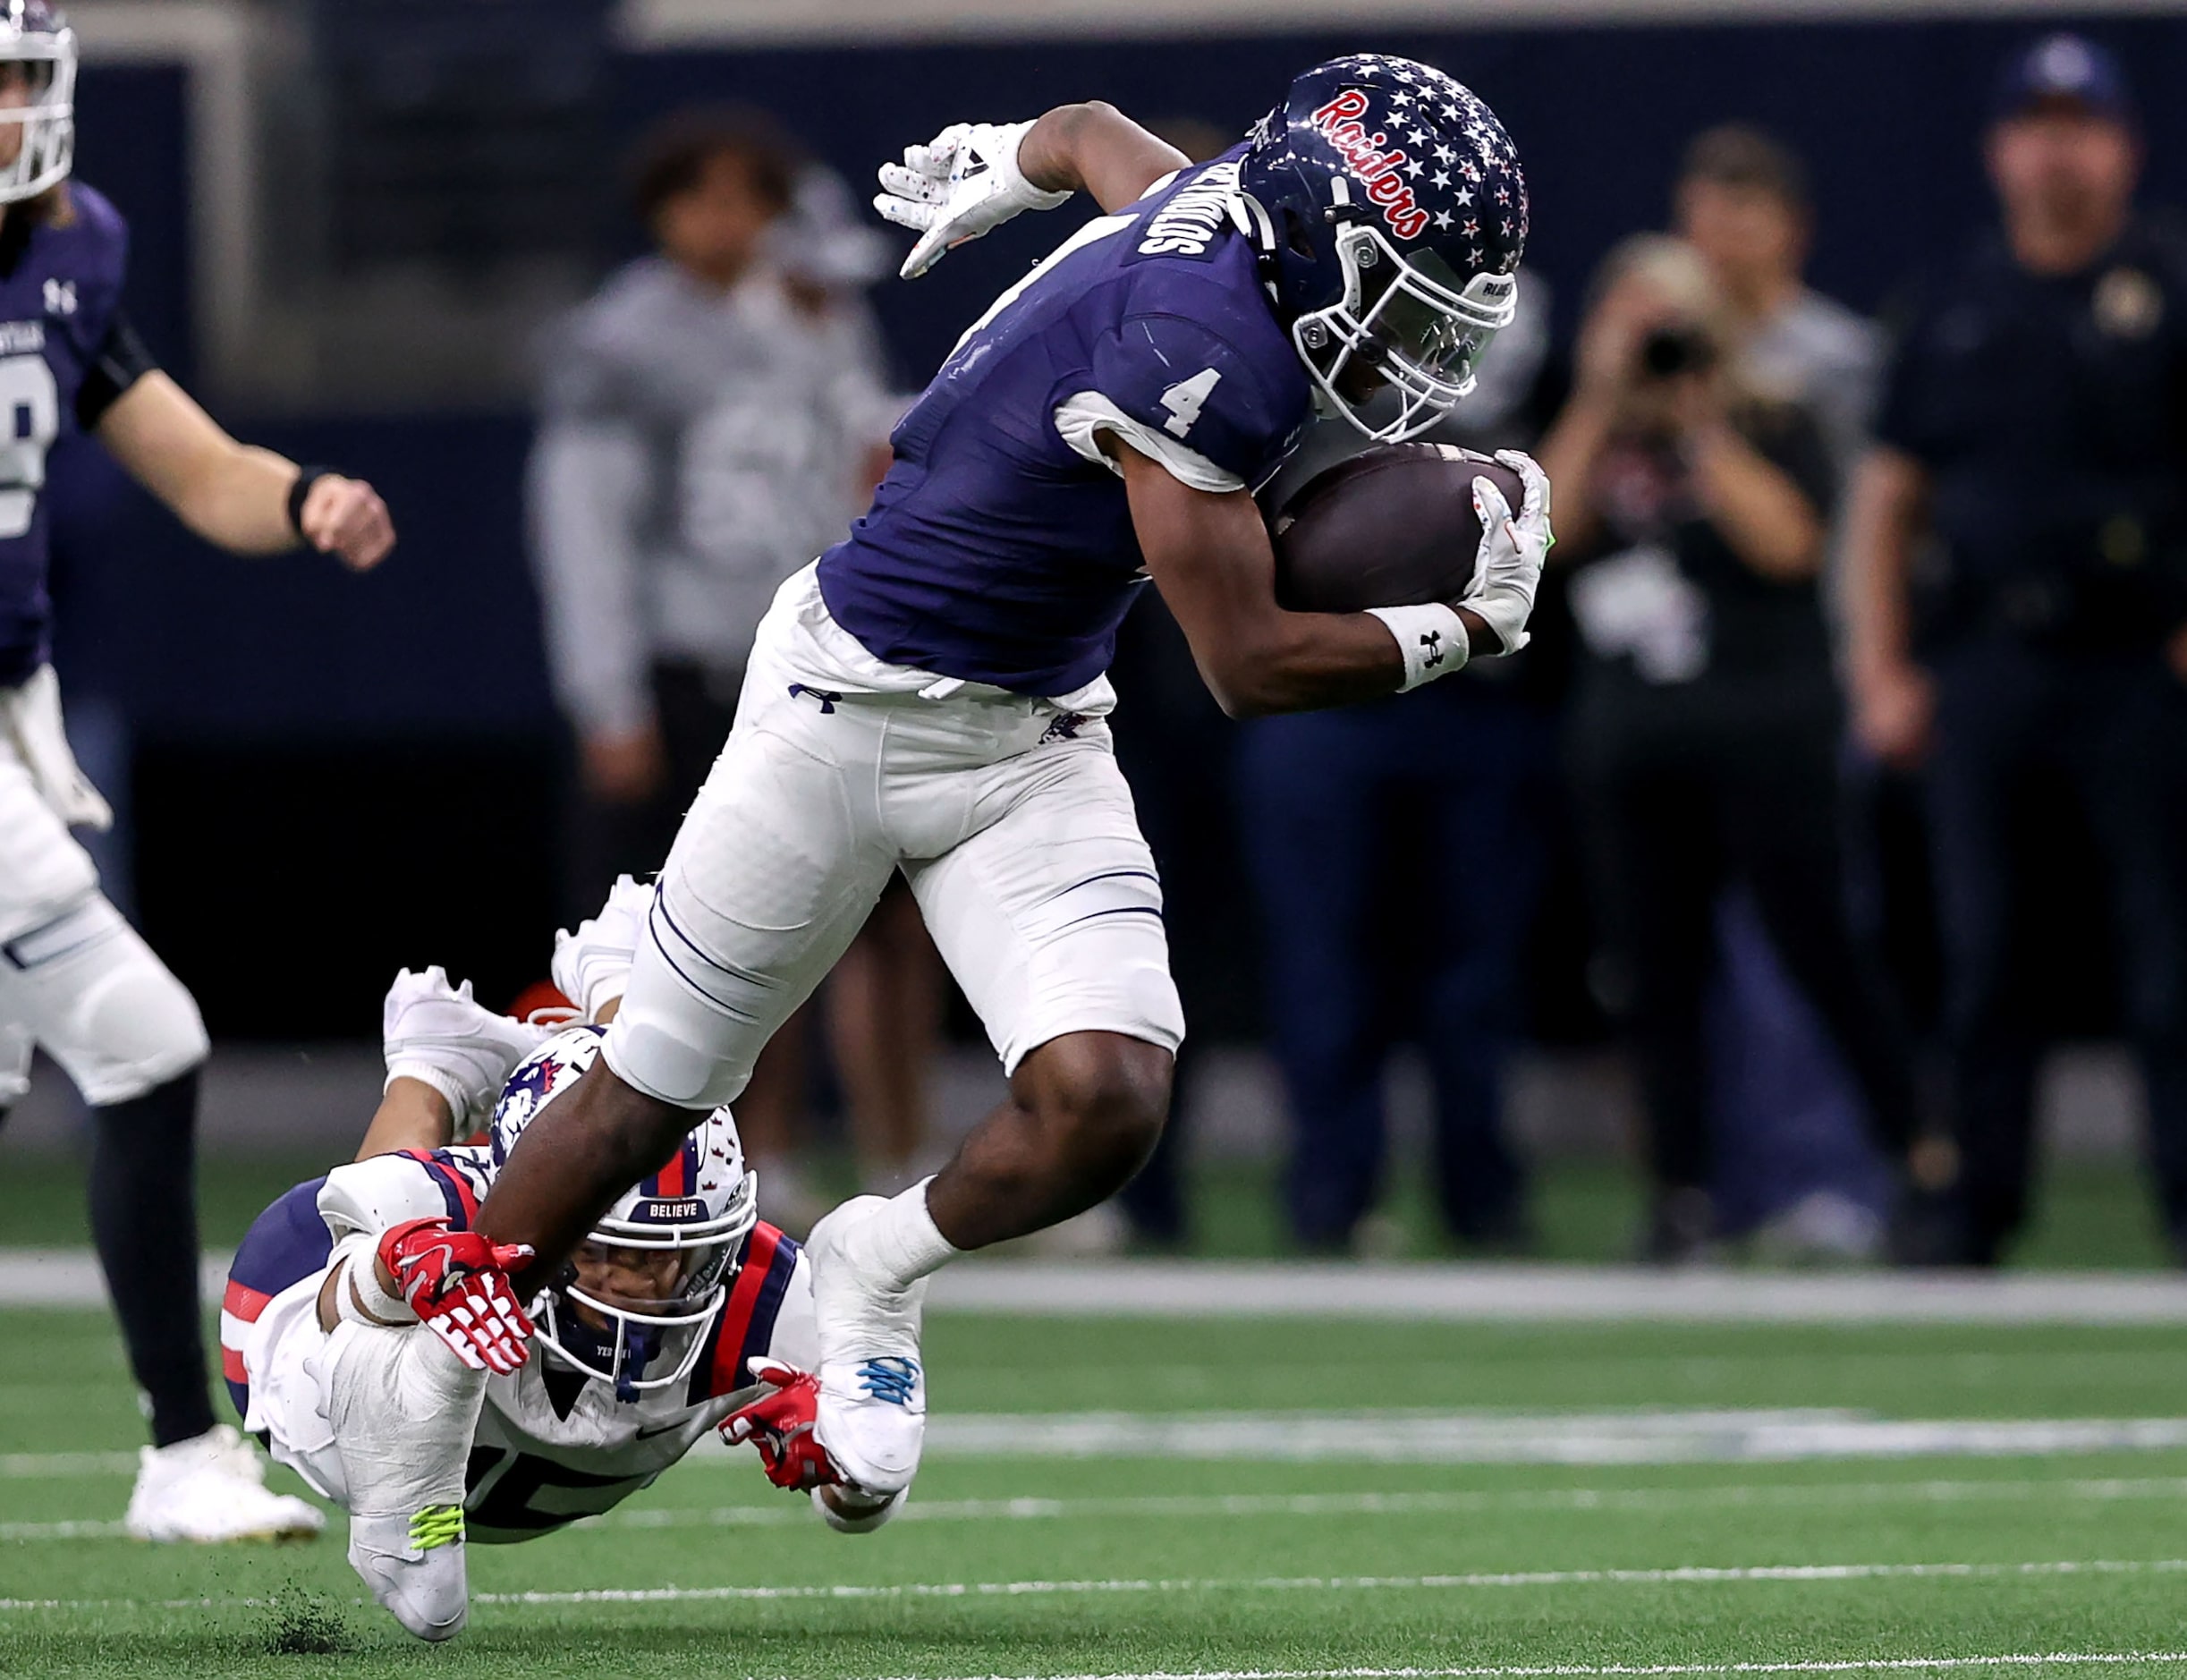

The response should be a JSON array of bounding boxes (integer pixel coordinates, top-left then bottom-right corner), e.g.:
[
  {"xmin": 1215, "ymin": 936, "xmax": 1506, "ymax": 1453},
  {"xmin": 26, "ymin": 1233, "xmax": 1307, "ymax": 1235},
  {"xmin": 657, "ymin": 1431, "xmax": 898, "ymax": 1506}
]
[
  {"xmin": 377, "ymin": 1217, "xmax": 535, "ymax": 1375},
  {"xmin": 1420, "ymin": 629, "xmax": 1446, "ymax": 670},
  {"xmin": 723, "ymin": 1358, "xmax": 842, "ymax": 1490}
]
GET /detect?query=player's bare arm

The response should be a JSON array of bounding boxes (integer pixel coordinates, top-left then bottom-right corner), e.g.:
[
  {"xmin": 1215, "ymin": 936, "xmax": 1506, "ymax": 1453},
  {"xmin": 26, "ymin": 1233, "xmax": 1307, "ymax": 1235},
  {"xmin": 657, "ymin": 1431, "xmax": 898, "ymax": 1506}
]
[
  {"xmin": 1115, "ymin": 438, "xmax": 1420, "ymax": 715},
  {"xmin": 1015, "ymin": 102, "xmax": 1188, "ymax": 214},
  {"xmin": 95, "ymin": 371, "xmax": 394, "ymax": 569}
]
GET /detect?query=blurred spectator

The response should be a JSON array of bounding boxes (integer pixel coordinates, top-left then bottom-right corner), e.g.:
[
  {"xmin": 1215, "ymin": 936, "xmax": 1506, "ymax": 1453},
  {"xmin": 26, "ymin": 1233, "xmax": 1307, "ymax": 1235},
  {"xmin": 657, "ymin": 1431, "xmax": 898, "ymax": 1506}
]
[
  {"xmin": 527, "ymin": 107, "xmax": 935, "ymax": 1219},
  {"xmin": 1540, "ymin": 235, "xmax": 1920, "ymax": 1262},
  {"xmin": 1845, "ymin": 35, "xmax": 2187, "ymax": 1265},
  {"xmin": 1676, "ymin": 124, "xmax": 1900, "ymax": 1260},
  {"xmin": 1232, "ymin": 279, "xmax": 1555, "ymax": 1255},
  {"xmin": 1675, "ymin": 125, "xmax": 1882, "ymax": 479}
]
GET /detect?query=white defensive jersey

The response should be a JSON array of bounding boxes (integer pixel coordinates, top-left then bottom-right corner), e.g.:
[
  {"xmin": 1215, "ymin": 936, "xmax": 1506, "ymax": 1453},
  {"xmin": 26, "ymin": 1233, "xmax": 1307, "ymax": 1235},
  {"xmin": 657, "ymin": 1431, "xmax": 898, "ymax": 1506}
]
[{"xmin": 222, "ymin": 1145, "xmax": 815, "ymax": 1542}]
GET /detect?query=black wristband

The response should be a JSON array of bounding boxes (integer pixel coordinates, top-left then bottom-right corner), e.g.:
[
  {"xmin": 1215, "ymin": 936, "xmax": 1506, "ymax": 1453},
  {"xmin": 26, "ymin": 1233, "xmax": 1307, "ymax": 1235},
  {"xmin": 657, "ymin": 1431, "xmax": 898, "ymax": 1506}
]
[{"xmin": 286, "ymin": 466, "xmax": 338, "ymax": 539}]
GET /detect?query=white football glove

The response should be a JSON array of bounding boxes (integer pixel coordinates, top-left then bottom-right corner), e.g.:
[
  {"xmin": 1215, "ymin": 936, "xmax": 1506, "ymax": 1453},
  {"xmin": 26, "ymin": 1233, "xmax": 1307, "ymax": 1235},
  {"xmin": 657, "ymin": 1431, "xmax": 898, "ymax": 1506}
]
[
  {"xmin": 381, "ymin": 966, "xmax": 551, "ymax": 1131},
  {"xmin": 874, "ymin": 119, "xmax": 1072, "ymax": 280},
  {"xmin": 550, "ymin": 874, "xmax": 653, "ymax": 1022},
  {"xmin": 1461, "ymin": 450, "xmax": 1554, "ymax": 655}
]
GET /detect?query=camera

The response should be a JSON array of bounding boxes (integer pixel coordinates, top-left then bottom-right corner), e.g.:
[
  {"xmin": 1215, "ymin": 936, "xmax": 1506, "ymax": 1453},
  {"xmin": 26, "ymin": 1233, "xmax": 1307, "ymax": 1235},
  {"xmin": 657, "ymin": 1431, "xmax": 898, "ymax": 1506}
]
[{"xmin": 1639, "ymin": 326, "xmax": 1716, "ymax": 379}]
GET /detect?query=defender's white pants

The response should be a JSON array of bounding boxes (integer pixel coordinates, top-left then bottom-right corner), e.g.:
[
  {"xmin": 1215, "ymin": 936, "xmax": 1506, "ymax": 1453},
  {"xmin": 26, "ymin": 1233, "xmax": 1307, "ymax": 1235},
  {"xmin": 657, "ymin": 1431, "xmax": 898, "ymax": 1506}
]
[{"xmin": 605, "ymin": 566, "xmax": 1183, "ymax": 1111}]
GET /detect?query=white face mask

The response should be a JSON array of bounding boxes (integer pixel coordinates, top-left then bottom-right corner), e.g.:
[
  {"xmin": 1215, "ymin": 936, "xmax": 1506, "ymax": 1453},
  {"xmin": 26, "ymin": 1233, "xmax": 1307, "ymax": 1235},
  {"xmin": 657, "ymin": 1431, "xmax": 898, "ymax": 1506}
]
[
  {"xmin": 0, "ymin": 23, "xmax": 72, "ymax": 207},
  {"xmin": 1292, "ymin": 221, "xmax": 1519, "ymax": 444}
]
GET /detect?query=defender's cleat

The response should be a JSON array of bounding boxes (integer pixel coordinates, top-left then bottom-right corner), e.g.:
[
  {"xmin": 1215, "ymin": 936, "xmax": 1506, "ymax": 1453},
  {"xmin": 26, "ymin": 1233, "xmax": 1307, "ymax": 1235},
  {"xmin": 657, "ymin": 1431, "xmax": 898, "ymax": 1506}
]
[
  {"xmin": 348, "ymin": 1506, "xmax": 469, "ymax": 1642},
  {"xmin": 806, "ymin": 1196, "xmax": 928, "ymax": 1495},
  {"xmin": 123, "ymin": 1424, "xmax": 325, "ymax": 1544}
]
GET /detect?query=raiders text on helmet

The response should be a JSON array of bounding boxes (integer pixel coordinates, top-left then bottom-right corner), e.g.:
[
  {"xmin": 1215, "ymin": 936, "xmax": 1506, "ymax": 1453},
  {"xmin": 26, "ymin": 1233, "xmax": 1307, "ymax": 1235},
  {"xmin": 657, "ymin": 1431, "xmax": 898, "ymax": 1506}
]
[{"xmin": 1238, "ymin": 54, "xmax": 1526, "ymax": 443}]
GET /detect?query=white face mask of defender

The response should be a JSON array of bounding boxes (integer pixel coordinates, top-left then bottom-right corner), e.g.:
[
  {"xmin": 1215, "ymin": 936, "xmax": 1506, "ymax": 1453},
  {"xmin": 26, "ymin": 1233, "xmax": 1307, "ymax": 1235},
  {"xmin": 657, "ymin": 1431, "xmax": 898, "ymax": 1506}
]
[
  {"xmin": 533, "ymin": 1171, "xmax": 759, "ymax": 1399},
  {"xmin": 0, "ymin": 12, "xmax": 73, "ymax": 208},
  {"xmin": 1293, "ymin": 218, "xmax": 1518, "ymax": 445}
]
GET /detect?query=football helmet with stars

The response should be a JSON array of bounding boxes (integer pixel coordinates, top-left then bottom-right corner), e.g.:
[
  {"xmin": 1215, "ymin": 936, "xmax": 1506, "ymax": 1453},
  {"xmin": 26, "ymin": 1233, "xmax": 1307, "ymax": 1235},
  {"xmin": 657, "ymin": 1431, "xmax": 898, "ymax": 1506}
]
[
  {"xmin": 1239, "ymin": 53, "xmax": 1526, "ymax": 442},
  {"xmin": 488, "ymin": 1026, "xmax": 759, "ymax": 1399}
]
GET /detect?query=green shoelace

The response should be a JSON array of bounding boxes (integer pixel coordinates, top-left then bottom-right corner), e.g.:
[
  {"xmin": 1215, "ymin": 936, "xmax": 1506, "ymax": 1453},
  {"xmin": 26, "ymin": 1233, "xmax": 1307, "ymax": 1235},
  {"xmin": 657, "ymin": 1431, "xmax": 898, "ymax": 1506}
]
[{"xmin": 408, "ymin": 1505, "xmax": 465, "ymax": 1552}]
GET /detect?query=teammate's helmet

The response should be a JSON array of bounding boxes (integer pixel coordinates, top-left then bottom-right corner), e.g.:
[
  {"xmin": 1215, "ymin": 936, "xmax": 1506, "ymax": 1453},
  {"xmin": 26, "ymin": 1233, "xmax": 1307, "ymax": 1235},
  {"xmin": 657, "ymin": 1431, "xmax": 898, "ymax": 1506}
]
[
  {"xmin": 488, "ymin": 1027, "xmax": 759, "ymax": 1400},
  {"xmin": 0, "ymin": 1, "xmax": 73, "ymax": 206},
  {"xmin": 1239, "ymin": 54, "xmax": 1525, "ymax": 443}
]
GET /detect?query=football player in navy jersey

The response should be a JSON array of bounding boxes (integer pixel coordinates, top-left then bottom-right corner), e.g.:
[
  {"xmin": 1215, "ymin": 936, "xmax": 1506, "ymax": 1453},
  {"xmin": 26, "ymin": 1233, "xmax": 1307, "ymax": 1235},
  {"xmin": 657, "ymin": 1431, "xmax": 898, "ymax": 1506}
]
[
  {"xmin": 0, "ymin": 1, "xmax": 394, "ymax": 1543},
  {"xmin": 477, "ymin": 55, "xmax": 1552, "ymax": 1499}
]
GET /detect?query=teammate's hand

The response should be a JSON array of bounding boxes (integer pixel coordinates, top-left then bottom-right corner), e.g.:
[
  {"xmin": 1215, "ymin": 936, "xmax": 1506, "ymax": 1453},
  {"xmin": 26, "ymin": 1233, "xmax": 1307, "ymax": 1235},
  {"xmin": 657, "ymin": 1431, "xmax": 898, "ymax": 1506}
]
[
  {"xmin": 377, "ymin": 1217, "xmax": 535, "ymax": 1374},
  {"xmin": 383, "ymin": 966, "xmax": 555, "ymax": 1130},
  {"xmin": 722, "ymin": 1358, "xmax": 842, "ymax": 1490},
  {"xmin": 551, "ymin": 877, "xmax": 654, "ymax": 1022},
  {"xmin": 301, "ymin": 473, "xmax": 396, "ymax": 572},
  {"xmin": 875, "ymin": 120, "xmax": 1072, "ymax": 280},
  {"xmin": 1457, "ymin": 450, "xmax": 1552, "ymax": 655}
]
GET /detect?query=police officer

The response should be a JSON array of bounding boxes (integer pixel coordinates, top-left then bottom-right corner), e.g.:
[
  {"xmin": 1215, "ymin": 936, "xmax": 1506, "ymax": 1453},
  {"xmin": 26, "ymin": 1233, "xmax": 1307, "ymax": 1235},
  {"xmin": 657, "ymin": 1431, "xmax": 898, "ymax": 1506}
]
[{"xmin": 1845, "ymin": 34, "xmax": 2187, "ymax": 1264}]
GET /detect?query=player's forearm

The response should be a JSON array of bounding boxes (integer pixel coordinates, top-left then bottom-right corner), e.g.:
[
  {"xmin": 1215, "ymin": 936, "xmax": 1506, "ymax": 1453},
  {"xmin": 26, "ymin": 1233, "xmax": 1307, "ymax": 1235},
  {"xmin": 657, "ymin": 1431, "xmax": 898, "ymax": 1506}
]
[
  {"xmin": 1018, "ymin": 103, "xmax": 1189, "ymax": 214},
  {"xmin": 355, "ymin": 1076, "xmax": 460, "ymax": 1162},
  {"xmin": 166, "ymin": 443, "xmax": 309, "ymax": 555},
  {"xmin": 1843, "ymin": 446, "xmax": 1928, "ymax": 678}
]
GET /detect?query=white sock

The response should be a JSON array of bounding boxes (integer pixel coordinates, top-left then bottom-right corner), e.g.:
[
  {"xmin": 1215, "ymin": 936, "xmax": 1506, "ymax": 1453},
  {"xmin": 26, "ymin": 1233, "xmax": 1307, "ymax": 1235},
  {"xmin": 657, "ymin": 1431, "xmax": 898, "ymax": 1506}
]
[{"xmin": 852, "ymin": 1177, "xmax": 960, "ymax": 1293}]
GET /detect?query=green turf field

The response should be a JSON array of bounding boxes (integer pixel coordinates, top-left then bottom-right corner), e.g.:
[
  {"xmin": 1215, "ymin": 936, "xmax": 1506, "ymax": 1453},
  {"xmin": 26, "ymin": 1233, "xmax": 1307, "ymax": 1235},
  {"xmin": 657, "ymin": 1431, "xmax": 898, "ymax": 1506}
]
[{"xmin": 4, "ymin": 1303, "xmax": 2187, "ymax": 1678}]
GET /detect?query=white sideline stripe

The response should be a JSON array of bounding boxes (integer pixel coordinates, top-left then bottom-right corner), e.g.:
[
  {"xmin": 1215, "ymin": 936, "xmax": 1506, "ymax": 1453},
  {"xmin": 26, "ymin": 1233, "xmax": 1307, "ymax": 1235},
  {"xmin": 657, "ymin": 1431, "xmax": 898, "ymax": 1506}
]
[
  {"xmin": 13, "ymin": 1408, "xmax": 2187, "ymax": 1482},
  {"xmin": 913, "ymin": 1410, "xmax": 2187, "ymax": 1465},
  {"xmin": 11, "ymin": 1473, "xmax": 2187, "ymax": 1543},
  {"xmin": 926, "ymin": 1262, "xmax": 2187, "ymax": 1326},
  {"xmin": 5, "ymin": 1556, "xmax": 2185, "ymax": 1612},
  {"xmin": 11, "ymin": 1252, "xmax": 2187, "ymax": 1323}
]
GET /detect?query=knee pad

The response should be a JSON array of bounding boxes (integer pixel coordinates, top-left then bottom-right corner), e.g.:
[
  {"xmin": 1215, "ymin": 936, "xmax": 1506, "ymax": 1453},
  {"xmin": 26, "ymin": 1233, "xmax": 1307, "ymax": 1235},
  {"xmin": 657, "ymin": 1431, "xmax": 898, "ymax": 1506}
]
[
  {"xmin": 0, "ymin": 895, "xmax": 208, "ymax": 1106},
  {"xmin": 0, "ymin": 1020, "xmax": 30, "ymax": 1107},
  {"xmin": 600, "ymin": 924, "xmax": 758, "ymax": 1110}
]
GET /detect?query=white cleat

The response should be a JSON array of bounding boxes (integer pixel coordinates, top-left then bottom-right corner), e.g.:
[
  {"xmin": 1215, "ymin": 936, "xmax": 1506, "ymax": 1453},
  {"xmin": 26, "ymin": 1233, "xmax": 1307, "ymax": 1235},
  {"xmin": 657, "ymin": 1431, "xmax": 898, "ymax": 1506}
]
[
  {"xmin": 348, "ymin": 1506, "xmax": 470, "ymax": 1642},
  {"xmin": 123, "ymin": 1423, "xmax": 326, "ymax": 1543},
  {"xmin": 806, "ymin": 1195, "xmax": 928, "ymax": 1496}
]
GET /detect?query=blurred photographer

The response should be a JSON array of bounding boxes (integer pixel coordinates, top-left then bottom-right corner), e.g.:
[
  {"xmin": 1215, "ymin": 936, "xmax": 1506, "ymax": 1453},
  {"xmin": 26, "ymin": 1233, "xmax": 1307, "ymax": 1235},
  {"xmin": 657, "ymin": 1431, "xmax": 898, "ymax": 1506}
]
[{"xmin": 1540, "ymin": 235, "xmax": 1920, "ymax": 1261}]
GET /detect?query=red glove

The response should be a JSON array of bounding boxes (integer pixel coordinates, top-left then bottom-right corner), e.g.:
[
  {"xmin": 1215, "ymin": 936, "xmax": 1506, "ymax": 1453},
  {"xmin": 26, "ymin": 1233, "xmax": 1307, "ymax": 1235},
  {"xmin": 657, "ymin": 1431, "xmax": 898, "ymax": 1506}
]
[
  {"xmin": 377, "ymin": 1217, "xmax": 535, "ymax": 1375},
  {"xmin": 721, "ymin": 1358, "xmax": 840, "ymax": 1490}
]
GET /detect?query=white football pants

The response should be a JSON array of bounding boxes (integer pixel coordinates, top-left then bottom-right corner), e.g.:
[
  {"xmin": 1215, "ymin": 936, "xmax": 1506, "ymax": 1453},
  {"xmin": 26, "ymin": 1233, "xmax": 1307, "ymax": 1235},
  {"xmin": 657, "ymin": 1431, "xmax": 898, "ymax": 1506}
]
[
  {"xmin": 0, "ymin": 668, "xmax": 207, "ymax": 1107},
  {"xmin": 605, "ymin": 565, "xmax": 1184, "ymax": 1111}
]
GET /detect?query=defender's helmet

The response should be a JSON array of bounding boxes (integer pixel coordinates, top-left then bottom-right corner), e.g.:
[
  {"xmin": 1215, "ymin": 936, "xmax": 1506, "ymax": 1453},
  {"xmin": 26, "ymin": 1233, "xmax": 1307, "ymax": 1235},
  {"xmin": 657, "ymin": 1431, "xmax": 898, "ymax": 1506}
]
[
  {"xmin": 489, "ymin": 1027, "xmax": 759, "ymax": 1400},
  {"xmin": 1240, "ymin": 54, "xmax": 1525, "ymax": 442},
  {"xmin": 0, "ymin": 1, "xmax": 72, "ymax": 206}
]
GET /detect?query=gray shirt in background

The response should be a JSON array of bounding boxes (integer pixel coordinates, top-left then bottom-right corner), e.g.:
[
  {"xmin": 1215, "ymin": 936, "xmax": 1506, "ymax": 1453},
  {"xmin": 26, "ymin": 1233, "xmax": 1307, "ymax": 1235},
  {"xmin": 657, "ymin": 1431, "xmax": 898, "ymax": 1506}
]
[
  {"xmin": 528, "ymin": 258, "xmax": 895, "ymax": 735},
  {"xmin": 1739, "ymin": 285, "xmax": 1883, "ymax": 491}
]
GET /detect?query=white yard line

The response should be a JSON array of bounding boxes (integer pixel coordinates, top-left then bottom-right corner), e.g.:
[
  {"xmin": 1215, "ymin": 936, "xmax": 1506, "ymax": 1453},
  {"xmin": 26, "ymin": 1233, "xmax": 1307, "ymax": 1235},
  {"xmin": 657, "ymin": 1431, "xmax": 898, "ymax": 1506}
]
[
  {"xmin": 8, "ymin": 1252, "xmax": 2187, "ymax": 1323},
  {"xmin": 8, "ymin": 1556, "xmax": 2185, "ymax": 1612},
  {"xmin": 859, "ymin": 1659, "xmax": 2187, "ymax": 1680},
  {"xmin": 10, "ymin": 1473, "xmax": 2187, "ymax": 1543}
]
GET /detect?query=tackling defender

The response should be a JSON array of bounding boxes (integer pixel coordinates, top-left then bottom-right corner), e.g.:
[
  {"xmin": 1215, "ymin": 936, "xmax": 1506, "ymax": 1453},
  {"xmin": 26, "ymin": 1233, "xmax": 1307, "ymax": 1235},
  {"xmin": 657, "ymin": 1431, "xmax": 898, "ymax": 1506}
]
[
  {"xmin": 475, "ymin": 56, "xmax": 1553, "ymax": 1498},
  {"xmin": 0, "ymin": 1, "xmax": 393, "ymax": 1541},
  {"xmin": 222, "ymin": 884, "xmax": 894, "ymax": 1642}
]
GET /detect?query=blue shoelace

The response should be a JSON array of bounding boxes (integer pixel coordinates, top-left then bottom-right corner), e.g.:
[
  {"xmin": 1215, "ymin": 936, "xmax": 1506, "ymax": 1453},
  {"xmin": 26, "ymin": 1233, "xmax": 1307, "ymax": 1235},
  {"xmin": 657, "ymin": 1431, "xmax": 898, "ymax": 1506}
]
[{"xmin": 856, "ymin": 1356, "xmax": 920, "ymax": 1407}]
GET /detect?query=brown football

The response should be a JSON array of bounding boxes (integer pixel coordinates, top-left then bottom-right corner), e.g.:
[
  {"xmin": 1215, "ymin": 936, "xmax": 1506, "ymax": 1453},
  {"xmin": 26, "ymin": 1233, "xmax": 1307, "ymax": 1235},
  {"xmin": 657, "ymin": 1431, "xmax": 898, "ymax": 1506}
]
[{"xmin": 1268, "ymin": 443, "xmax": 1525, "ymax": 615}]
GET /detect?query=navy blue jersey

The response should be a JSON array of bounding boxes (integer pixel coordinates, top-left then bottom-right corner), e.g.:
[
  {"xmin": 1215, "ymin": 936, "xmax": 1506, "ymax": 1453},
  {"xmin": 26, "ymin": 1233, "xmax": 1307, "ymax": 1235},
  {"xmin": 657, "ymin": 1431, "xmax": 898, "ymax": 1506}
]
[
  {"xmin": 818, "ymin": 149, "xmax": 1312, "ymax": 696},
  {"xmin": 0, "ymin": 183, "xmax": 140, "ymax": 688}
]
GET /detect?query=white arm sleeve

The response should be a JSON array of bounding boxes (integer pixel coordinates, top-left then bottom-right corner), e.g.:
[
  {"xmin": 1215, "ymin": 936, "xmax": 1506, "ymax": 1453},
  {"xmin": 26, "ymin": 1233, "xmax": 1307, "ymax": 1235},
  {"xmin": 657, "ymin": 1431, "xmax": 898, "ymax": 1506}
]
[
  {"xmin": 1053, "ymin": 392, "xmax": 1245, "ymax": 496},
  {"xmin": 527, "ymin": 419, "xmax": 657, "ymax": 736},
  {"xmin": 317, "ymin": 1151, "xmax": 469, "ymax": 1243}
]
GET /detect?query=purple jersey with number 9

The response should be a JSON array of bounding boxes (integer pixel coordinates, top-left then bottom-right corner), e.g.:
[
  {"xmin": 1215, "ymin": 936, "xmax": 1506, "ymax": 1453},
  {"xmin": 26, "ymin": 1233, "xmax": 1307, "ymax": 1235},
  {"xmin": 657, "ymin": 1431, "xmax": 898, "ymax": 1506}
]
[
  {"xmin": 0, "ymin": 182, "xmax": 131, "ymax": 687},
  {"xmin": 816, "ymin": 148, "xmax": 1312, "ymax": 698}
]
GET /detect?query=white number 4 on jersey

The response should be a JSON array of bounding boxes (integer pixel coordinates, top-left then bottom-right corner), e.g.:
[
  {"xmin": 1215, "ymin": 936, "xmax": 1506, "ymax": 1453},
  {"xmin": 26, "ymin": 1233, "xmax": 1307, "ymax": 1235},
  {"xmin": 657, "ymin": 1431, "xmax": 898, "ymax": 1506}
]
[{"xmin": 1158, "ymin": 368, "xmax": 1222, "ymax": 439}]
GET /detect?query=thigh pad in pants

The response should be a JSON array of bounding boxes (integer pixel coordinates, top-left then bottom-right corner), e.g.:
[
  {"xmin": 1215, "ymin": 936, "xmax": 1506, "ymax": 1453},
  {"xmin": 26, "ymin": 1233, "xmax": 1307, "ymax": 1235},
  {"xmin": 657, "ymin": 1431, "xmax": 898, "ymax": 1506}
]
[
  {"xmin": 606, "ymin": 705, "xmax": 895, "ymax": 1109},
  {"xmin": 905, "ymin": 734, "xmax": 1183, "ymax": 1074},
  {"xmin": 0, "ymin": 892, "xmax": 209, "ymax": 1106}
]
